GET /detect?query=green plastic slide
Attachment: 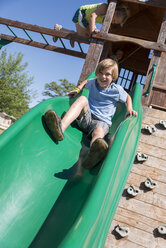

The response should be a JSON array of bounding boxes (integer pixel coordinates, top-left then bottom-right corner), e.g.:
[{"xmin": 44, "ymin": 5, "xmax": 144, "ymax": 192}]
[{"xmin": 0, "ymin": 78, "xmax": 142, "ymax": 248}]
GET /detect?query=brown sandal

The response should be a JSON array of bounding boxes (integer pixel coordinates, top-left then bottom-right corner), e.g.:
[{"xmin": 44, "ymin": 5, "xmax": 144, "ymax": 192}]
[
  {"xmin": 44, "ymin": 110, "xmax": 64, "ymax": 141},
  {"xmin": 82, "ymin": 138, "xmax": 108, "ymax": 169}
]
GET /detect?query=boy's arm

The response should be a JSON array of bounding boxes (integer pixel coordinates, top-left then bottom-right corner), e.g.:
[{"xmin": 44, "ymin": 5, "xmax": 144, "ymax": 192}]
[
  {"xmin": 125, "ymin": 94, "xmax": 137, "ymax": 117},
  {"xmin": 67, "ymin": 80, "xmax": 88, "ymax": 97},
  {"xmin": 78, "ymin": 79, "xmax": 88, "ymax": 90},
  {"xmin": 89, "ymin": 3, "xmax": 107, "ymax": 35}
]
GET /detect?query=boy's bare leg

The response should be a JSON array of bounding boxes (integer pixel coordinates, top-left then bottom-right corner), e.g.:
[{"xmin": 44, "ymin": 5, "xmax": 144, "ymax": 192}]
[
  {"xmin": 75, "ymin": 24, "xmax": 90, "ymax": 36},
  {"xmin": 44, "ymin": 96, "xmax": 88, "ymax": 141},
  {"xmin": 61, "ymin": 96, "xmax": 89, "ymax": 132},
  {"xmin": 91, "ymin": 126, "xmax": 105, "ymax": 145},
  {"xmin": 70, "ymin": 24, "xmax": 90, "ymax": 47}
]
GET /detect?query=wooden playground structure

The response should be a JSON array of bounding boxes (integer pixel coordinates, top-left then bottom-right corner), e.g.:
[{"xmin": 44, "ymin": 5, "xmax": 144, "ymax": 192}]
[{"xmin": 0, "ymin": 0, "xmax": 166, "ymax": 247}]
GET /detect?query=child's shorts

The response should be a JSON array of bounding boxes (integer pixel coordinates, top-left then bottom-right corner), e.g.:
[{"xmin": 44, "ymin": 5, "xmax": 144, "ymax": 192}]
[
  {"xmin": 76, "ymin": 109, "xmax": 110, "ymax": 137},
  {"xmin": 72, "ymin": 8, "xmax": 89, "ymax": 29}
]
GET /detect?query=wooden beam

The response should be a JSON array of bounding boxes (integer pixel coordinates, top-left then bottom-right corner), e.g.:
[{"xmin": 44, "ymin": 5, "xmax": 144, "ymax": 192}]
[
  {"xmin": 121, "ymin": 0, "xmax": 166, "ymax": 8},
  {"xmin": 100, "ymin": 1, "xmax": 116, "ymax": 34},
  {"xmin": 92, "ymin": 32, "xmax": 166, "ymax": 52},
  {"xmin": 78, "ymin": 39, "xmax": 104, "ymax": 83},
  {"xmin": 78, "ymin": 0, "xmax": 118, "ymax": 83},
  {"xmin": 0, "ymin": 17, "xmax": 90, "ymax": 45},
  {"xmin": 157, "ymin": 11, "xmax": 166, "ymax": 44},
  {"xmin": 146, "ymin": 11, "xmax": 166, "ymax": 106},
  {"xmin": 153, "ymin": 83, "xmax": 166, "ymax": 91},
  {"xmin": 142, "ymin": 11, "xmax": 166, "ymax": 106},
  {"xmin": 0, "ymin": 34, "xmax": 86, "ymax": 59}
]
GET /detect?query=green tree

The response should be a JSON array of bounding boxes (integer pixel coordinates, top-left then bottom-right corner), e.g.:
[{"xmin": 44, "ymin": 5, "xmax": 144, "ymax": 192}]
[
  {"xmin": 0, "ymin": 49, "xmax": 34, "ymax": 118},
  {"xmin": 42, "ymin": 79, "xmax": 76, "ymax": 98}
]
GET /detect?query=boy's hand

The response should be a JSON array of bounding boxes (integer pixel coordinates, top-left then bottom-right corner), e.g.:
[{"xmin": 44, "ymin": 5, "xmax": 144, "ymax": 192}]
[
  {"xmin": 125, "ymin": 109, "xmax": 137, "ymax": 118},
  {"xmin": 125, "ymin": 95, "xmax": 137, "ymax": 118},
  {"xmin": 91, "ymin": 28, "xmax": 100, "ymax": 35},
  {"xmin": 66, "ymin": 87, "xmax": 81, "ymax": 98}
]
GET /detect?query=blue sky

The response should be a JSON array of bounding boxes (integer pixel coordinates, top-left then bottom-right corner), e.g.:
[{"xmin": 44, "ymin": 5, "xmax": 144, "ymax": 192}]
[{"xmin": 1, "ymin": 0, "xmax": 107, "ymax": 107}]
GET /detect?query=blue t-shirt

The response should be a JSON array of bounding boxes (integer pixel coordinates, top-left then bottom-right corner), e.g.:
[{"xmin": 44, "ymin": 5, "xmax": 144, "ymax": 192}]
[{"xmin": 85, "ymin": 78, "xmax": 127, "ymax": 126}]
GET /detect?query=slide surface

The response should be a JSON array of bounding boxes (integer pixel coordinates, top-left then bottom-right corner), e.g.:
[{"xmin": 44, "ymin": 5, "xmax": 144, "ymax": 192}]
[{"xmin": 0, "ymin": 81, "xmax": 142, "ymax": 248}]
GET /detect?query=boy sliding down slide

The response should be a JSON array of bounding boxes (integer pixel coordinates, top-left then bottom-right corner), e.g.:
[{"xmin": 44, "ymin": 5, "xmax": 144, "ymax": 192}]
[{"xmin": 44, "ymin": 58, "xmax": 137, "ymax": 170}]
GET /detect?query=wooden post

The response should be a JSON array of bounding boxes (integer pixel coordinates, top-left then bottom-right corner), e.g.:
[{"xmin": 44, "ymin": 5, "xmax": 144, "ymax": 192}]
[
  {"xmin": 78, "ymin": 0, "xmax": 117, "ymax": 84},
  {"xmin": 142, "ymin": 11, "xmax": 166, "ymax": 106}
]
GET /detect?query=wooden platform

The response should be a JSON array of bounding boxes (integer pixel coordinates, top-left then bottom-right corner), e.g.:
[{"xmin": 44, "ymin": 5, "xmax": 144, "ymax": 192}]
[{"xmin": 105, "ymin": 106, "xmax": 166, "ymax": 248}]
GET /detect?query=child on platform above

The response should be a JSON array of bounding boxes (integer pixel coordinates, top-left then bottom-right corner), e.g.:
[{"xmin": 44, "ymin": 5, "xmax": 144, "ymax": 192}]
[
  {"xmin": 53, "ymin": 2, "xmax": 130, "ymax": 46},
  {"xmin": 72, "ymin": 1, "xmax": 130, "ymax": 37},
  {"xmin": 44, "ymin": 58, "xmax": 137, "ymax": 170}
]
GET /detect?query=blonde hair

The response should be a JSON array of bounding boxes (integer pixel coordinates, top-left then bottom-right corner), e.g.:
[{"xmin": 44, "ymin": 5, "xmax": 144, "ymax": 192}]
[
  {"xmin": 115, "ymin": 4, "xmax": 130, "ymax": 26},
  {"xmin": 107, "ymin": 1, "xmax": 130, "ymax": 26},
  {"xmin": 95, "ymin": 58, "xmax": 119, "ymax": 81}
]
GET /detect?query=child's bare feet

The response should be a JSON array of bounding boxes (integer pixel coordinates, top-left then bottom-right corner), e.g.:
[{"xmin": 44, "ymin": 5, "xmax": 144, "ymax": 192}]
[{"xmin": 53, "ymin": 24, "xmax": 62, "ymax": 43}]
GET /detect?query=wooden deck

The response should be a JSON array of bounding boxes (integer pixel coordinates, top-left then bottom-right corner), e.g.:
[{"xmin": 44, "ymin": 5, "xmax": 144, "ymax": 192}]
[{"xmin": 105, "ymin": 106, "xmax": 166, "ymax": 248}]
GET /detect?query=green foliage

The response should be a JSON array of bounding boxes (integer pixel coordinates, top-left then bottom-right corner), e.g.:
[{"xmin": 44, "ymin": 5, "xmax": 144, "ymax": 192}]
[
  {"xmin": 43, "ymin": 79, "xmax": 76, "ymax": 98},
  {"xmin": 0, "ymin": 49, "xmax": 34, "ymax": 118}
]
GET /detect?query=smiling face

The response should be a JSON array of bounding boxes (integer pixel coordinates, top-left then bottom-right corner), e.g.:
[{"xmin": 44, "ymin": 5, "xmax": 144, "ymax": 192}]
[{"xmin": 96, "ymin": 67, "xmax": 113, "ymax": 89}]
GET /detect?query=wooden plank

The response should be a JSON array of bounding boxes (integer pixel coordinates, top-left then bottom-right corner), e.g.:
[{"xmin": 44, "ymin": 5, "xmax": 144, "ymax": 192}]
[
  {"xmin": 125, "ymin": 181, "xmax": 166, "ymax": 209},
  {"xmin": 121, "ymin": 0, "xmax": 166, "ymax": 9},
  {"xmin": 105, "ymin": 105, "xmax": 166, "ymax": 248},
  {"xmin": 135, "ymin": 155, "xmax": 166, "ymax": 172},
  {"xmin": 78, "ymin": 40, "xmax": 104, "ymax": 83},
  {"xmin": 93, "ymin": 32, "xmax": 166, "ymax": 52},
  {"xmin": 153, "ymin": 83, "xmax": 166, "ymax": 91},
  {"xmin": 157, "ymin": 11, "xmax": 166, "ymax": 44},
  {"xmin": 106, "ymin": 220, "xmax": 157, "ymax": 248},
  {"xmin": 142, "ymin": 114, "xmax": 161, "ymax": 126},
  {"xmin": 105, "ymin": 230, "xmax": 145, "ymax": 248},
  {"xmin": 105, "ymin": 242, "xmax": 144, "ymax": 248},
  {"xmin": 154, "ymin": 53, "xmax": 166, "ymax": 83},
  {"xmin": 141, "ymin": 119, "xmax": 166, "ymax": 139},
  {"xmin": 131, "ymin": 162, "xmax": 166, "ymax": 184},
  {"xmin": 100, "ymin": 0, "xmax": 117, "ymax": 34},
  {"xmin": 114, "ymin": 212, "xmax": 159, "ymax": 234},
  {"xmin": 119, "ymin": 197, "xmax": 166, "ymax": 223},
  {"xmin": 0, "ymin": 17, "xmax": 90, "ymax": 44},
  {"xmin": 142, "ymin": 109, "xmax": 166, "ymax": 124},
  {"xmin": 138, "ymin": 142, "xmax": 166, "ymax": 160},
  {"xmin": 142, "ymin": 11, "xmax": 166, "ymax": 107},
  {"xmin": 151, "ymin": 91, "xmax": 166, "ymax": 110},
  {"xmin": 0, "ymin": 34, "xmax": 86, "ymax": 59},
  {"xmin": 128, "ymin": 169, "xmax": 166, "ymax": 196},
  {"xmin": 150, "ymin": 103, "xmax": 166, "ymax": 111},
  {"xmin": 115, "ymin": 207, "xmax": 163, "ymax": 232},
  {"xmin": 78, "ymin": 0, "xmax": 117, "ymax": 83},
  {"xmin": 148, "ymin": 53, "xmax": 166, "ymax": 110},
  {"xmin": 140, "ymin": 118, "xmax": 166, "ymax": 139},
  {"xmin": 141, "ymin": 51, "xmax": 161, "ymax": 106},
  {"xmin": 140, "ymin": 126, "xmax": 166, "ymax": 139},
  {"xmin": 139, "ymin": 134, "xmax": 166, "ymax": 150},
  {"xmin": 109, "ymin": 216, "xmax": 166, "ymax": 248},
  {"xmin": 142, "ymin": 106, "xmax": 166, "ymax": 120}
]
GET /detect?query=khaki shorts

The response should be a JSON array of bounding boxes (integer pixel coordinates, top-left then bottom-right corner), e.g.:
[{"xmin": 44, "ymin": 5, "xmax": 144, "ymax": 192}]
[
  {"xmin": 76, "ymin": 109, "xmax": 110, "ymax": 136},
  {"xmin": 72, "ymin": 8, "xmax": 88, "ymax": 28}
]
